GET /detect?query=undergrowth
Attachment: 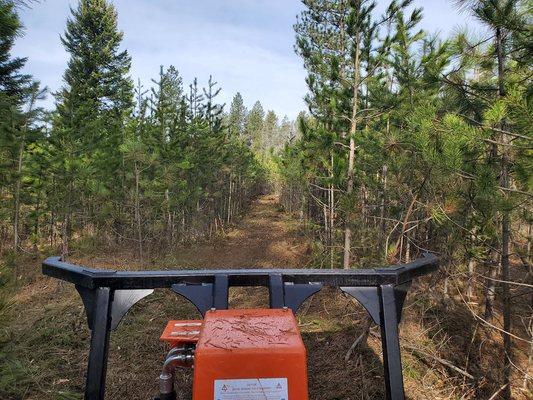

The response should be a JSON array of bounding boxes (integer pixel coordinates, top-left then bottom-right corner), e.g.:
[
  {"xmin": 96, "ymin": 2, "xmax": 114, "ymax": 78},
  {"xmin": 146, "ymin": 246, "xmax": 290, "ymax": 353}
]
[{"xmin": 0, "ymin": 253, "xmax": 34, "ymax": 399}]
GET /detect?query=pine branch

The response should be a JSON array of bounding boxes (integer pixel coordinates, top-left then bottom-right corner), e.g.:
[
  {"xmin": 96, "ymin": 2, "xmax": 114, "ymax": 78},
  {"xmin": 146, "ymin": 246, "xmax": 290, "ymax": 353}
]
[{"xmin": 459, "ymin": 114, "xmax": 533, "ymax": 141}]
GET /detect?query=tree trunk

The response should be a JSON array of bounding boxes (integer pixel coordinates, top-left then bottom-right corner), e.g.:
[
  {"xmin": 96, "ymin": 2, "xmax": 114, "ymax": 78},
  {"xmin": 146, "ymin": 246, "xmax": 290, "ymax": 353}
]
[
  {"xmin": 484, "ymin": 251, "xmax": 499, "ymax": 321},
  {"xmin": 165, "ymin": 188, "xmax": 172, "ymax": 245},
  {"xmin": 404, "ymin": 233, "xmax": 411, "ymax": 263},
  {"xmin": 527, "ymin": 222, "xmax": 531, "ymax": 263},
  {"xmin": 467, "ymin": 257, "xmax": 476, "ymax": 300},
  {"xmin": 227, "ymin": 175, "xmax": 233, "ymax": 225},
  {"xmin": 343, "ymin": 31, "xmax": 361, "ymax": 269},
  {"xmin": 524, "ymin": 317, "xmax": 532, "ymax": 391},
  {"xmin": 380, "ymin": 164, "xmax": 388, "ymax": 237},
  {"xmin": 13, "ymin": 138, "xmax": 24, "ymax": 251},
  {"xmin": 496, "ymin": 26, "xmax": 512, "ymax": 400},
  {"xmin": 134, "ymin": 162, "xmax": 143, "ymax": 260},
  {"xmin": 330, "ymin": 153, "xmax": 335, "ymax": 269},
  {"xmin": 61, "ymin": 179, "xmax": 74, "ymax": 260}
]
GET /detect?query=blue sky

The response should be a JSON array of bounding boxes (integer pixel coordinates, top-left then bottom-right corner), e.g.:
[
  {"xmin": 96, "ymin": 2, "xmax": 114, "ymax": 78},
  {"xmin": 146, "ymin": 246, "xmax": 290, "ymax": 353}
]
[{"xmin": 14, "ymin": 0, "xmax": 481, "ymax": 119}]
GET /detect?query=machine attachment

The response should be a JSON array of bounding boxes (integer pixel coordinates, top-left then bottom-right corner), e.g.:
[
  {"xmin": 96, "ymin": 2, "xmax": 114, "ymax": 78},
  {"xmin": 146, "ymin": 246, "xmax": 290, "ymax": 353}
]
[
  {"xmin": 42, "ymin": 253, "xmax": 438, "ymax": 400},
  {"xmin": 156, "ymin": 309, "xmax": 308, "ymax": 400}
]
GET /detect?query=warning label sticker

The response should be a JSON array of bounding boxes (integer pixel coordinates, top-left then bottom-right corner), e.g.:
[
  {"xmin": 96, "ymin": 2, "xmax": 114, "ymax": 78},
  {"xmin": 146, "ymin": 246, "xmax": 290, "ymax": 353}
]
[{"xmin": 214, "ymin": 378, "xmax": 288, "ymax": 400}]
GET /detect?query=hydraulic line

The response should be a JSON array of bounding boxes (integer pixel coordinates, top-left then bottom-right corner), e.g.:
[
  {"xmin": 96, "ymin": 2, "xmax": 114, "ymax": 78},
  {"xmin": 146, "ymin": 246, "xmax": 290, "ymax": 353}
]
[{"xmin": 157, "ymin": 345, "xmax": 195, "ymax": 400}]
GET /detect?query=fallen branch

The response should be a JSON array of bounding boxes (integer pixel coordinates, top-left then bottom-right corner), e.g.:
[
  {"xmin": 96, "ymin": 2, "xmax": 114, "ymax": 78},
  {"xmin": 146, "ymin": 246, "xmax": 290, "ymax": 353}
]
[
  {"xmin": 452, "ymin": 277, "xmax": 533, "ymax": 344},
  {"xmin": 402, "ymin": 342, "xmax": 475, "ymax": 380},
  {"xmin": 366, "ymin": 331, "xmax": 475, "ymax": 380},
  {"xmin": 487, "ymin": 383, "xmax": 508, "ymax": 400},
  {"xmin": 475, "ymin": 272, "xmax": 533, "ymax": 289},
  {"xmin": 345, "ymin": 316, "xmax": 373, "ymax": 362}
]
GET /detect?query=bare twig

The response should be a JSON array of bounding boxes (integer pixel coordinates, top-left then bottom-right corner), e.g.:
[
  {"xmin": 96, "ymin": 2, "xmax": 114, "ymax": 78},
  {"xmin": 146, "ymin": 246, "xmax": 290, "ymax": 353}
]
[
  {"xmin": 345, "ymin": 316, "xmax": 373, "ymax": 362},
  {"xmin": 487, "ymin": 384, "xmax": 508, "ymax": 400},
  {"xmin": 451, "ymin": 277, "xmax": 533, "ymax": 344},
  {"xmin": 458, "ymin": 114, "xmax": 533, "ymax": 141},
  {"xmin": 474, "ymin": 272, "xmax": 533, "ymax": 289},
  {"xmin": 402, "ymin": 342, "xmax": 475, "ymax": 380}
]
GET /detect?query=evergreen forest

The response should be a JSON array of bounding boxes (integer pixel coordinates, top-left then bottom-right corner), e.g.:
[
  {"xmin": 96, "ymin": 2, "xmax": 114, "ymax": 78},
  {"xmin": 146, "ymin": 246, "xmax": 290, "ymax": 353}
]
[{"xmin": 0, "ymin": 1, "xmax": 531, "ymax": 399}]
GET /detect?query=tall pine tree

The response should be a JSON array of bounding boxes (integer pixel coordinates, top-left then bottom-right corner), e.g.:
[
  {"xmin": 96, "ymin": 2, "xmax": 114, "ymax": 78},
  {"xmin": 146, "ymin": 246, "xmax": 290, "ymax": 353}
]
[
  {"xmin": 0, "ymin": 0, "xmax": 43, "ymax": 252},
  {"xmin": 228, "ymin": 92, "xmax": 246, "ymax": 137},
  {"xmin": 53, "ymin": 0, "xmax": 133, "ymax": 255},
  {"xmin": 245, "ymin": 100, "xmax": 265, "ymax": 150}
]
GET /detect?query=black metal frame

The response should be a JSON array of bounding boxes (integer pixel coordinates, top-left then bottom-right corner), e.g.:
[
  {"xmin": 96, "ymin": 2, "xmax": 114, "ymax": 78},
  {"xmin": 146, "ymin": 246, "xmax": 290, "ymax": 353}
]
[{"xmin": 42, "ymin": 253, "xmax": 438, "ymax": 400}]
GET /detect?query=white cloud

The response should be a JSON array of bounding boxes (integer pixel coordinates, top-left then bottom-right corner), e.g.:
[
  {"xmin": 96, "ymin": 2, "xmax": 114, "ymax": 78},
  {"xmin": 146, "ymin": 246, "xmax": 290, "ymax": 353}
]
[{"xmin": 13, "ymin": 0, "xmax": 481, "ymax": 119}]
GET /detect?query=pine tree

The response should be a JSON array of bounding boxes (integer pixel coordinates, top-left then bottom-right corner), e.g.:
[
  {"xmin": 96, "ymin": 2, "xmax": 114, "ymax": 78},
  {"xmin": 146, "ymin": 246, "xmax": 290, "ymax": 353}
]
[
  {"xmin": 278, "ymin": 116, "xmax": 294, "ymax": 147},
  {"xmin": 389, "ymin": 8, "xmax": 425, "ymax": 106},
  {"xmin": 186, "ymin": 77, "xmax": 204, "ymax": 121},
  {"xmin": 150, "ymin": 65, "xmax": 183, "ymax": 145},
  {"xmin": 261, "ymin": 110, "xmax": 279, "ymax": 154},
  {"xmin": 0, "ymin": 0, "xmax": 44, "ymax": 252},
  {"xmin": 450, "ymin": 2, "xmax": 530, "ymax": 397},
  {"xmin": 53, "ymin": 0, "xmax": 133, "ymax": 255},
  {"xmin": 121, "ymin": 79, "xmax": 152, "ymax": 259},
  {"xmin": 9, "ymin": 83, "xmax": 46, "ymax": 251},
  {"xmin": 245, "ymin": 101, "xmax": 265, "ymax": 150},
  {"xmin": 228, "ymin": 92, "xmax": 246, "ymax": 137},
  {"xmin": 0, "ymin": 0, "xmax": 31, "ymax": 98},
  {"xmin": 148, "ymin": 65, "xmax": 188, "ymax": 245},
  {"xmin": 295, "ymin": 0, "xmax": 409, "ymax": 268},
  {"xmin": 202, "ymin": 75, "xmax": 224, "ymax": 132}
]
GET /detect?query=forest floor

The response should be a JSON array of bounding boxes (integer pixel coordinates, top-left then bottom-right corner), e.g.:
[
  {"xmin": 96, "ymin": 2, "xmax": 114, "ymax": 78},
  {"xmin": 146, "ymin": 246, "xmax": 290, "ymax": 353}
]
[{"xmin": 1, "ymin": 194, "xmax": 530, "ymax": 400}]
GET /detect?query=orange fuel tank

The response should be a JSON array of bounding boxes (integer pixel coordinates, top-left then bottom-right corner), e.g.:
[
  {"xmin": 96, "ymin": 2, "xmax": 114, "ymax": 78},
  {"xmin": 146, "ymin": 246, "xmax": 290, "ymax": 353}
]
[{"xmin": 192, "ymin": 308, "xmax": 309, "ymax": 400}]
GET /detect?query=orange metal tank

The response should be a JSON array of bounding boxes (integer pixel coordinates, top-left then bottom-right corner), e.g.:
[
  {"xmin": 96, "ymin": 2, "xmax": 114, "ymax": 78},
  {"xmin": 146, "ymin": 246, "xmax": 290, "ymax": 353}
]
[{"xmin": 192, "ymin": 308, "xmax": 309, "ymax": 400}]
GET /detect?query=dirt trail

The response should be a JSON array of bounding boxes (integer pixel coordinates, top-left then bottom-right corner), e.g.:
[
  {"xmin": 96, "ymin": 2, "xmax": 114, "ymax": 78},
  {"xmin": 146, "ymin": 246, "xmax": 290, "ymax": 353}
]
[
  {"xmin": 172, "ymin": 193, "xmax": 310, "ymax": 269},
  {"xmin": 68, "ymin": 193, "xmax": 310, "ymax": 272}
]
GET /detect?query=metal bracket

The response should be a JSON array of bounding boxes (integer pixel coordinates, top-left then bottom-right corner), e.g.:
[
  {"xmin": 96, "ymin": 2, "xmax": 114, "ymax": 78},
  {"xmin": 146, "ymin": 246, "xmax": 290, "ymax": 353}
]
[
  {"xmin": 76, "ymin": 285, "xmax": 98, "ymax": 330},
  {"xmin": 342, "ymin": 283, "xmax": 413, "ymax": 400},
  {"xmin": 80, "ymin": 287, "xmax": 113, "ymax": 400},
  {"xmin": 213, "ymin": 274, "xmax": 229, "ymax": 310},
  {"xmin": 173, "ymin": 274, "xmax": 322, "ymax": 315},
  {"xmin": 269, "ymin": 275, "xmax": 322, "ymax": 311},
  {"xmin": 110, "ymin": 289, "xmax": 154, "ymax": 330},
  {"xmin": 76, "ymin": 286, "xmax": 154, "ymax": 331},
  {"xmin": 283, "ymin": 282, "xmax": 323, "ymax": 312},
  {"xmin": 171, "ymin": 283, "xmax": 214, "ymax": 316},
  {"xmin": 172, "ymin": 274, "xmax": 229, "ymax": 316},
  {"xmin": 269, "ymin": 274, "xmax": 284, "ymax": 308},
  {"xmin": 392, "ymin": 282, "xmax": 411, "ymax": 323},
  {"xmin": 379, "ymin": 284, "xmax": 405, "ymax": 399},
  {"xmin": 341, "ymin": 281, "xmax": 412, "ymax": 325},
  {"xmin": 341, "ymin": 286, "xmax": 381, "ymax": 325}
]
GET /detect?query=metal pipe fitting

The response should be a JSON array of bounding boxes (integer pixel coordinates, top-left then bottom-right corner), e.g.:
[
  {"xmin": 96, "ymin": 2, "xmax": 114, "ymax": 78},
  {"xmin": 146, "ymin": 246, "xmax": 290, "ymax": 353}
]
[{"xmin": 158, "ymin": 346, "xmax": 195, "ymax": 397}]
